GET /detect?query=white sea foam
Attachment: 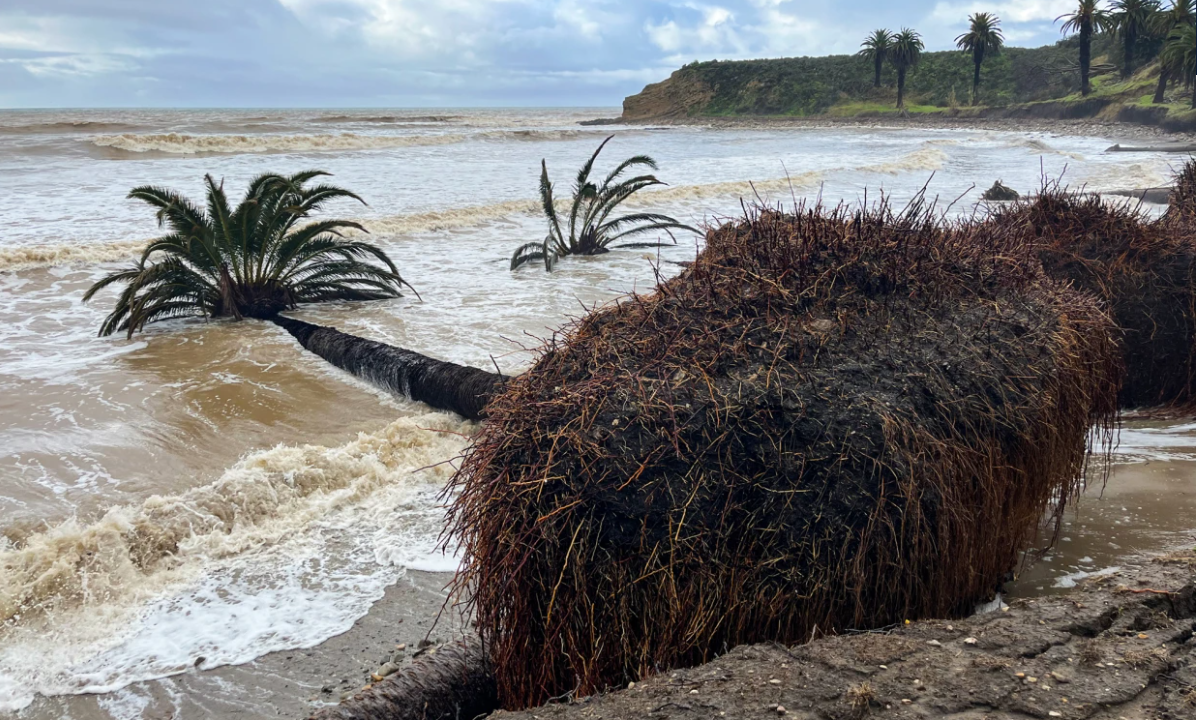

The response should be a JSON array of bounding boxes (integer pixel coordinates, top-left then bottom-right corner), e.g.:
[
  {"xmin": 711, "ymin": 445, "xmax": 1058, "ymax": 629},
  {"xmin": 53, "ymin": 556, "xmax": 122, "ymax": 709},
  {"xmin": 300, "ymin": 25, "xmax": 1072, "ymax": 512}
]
[
  {"xmin": 91, "ymin": 132, "xmax": 470, "ymax": 155},
  {"xmin": 0, "ymin": 412, "xmax": 472, "ymax": 711},
  {"xmin": 88, "ymin": 128, "xmax": 615, "ymax": 155}
]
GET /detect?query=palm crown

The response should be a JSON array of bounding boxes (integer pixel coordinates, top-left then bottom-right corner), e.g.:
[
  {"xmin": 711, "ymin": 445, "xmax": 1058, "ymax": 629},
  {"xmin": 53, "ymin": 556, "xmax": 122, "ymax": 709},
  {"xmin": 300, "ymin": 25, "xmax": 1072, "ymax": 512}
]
[
  {"xmin": 1160, "ymin": 22, "xmax": 1196, "ymax": 88},
  {"xmin": 510, "ymin": 136, "xmax": 697, "ymax": 271},
  {"xmin": 84, "ymin": 171, "xmax": 410, "ymax": 337},
  {"xmin": 858, "ymin": 29, "xmax": 894, "ymax": 87},
  {"xmin": 956, "ymin": 13, "xmax": 1004, "ymax": 58},
  {"xmin": 1109, "ymin": 0, "xmax": 1163, "ymax": 75},
  {"xmin": 858, "ymin": 29, "xmax": 894, "ymax": 60},
  {"xmin": 1151, "ymin": 0, "xmax": 1196, "ymax": 35},
  {"xmin": 1058, "ymin": 0, "xmax": 1113, "ymax": 34},
  {"xmin": 890, "ymin": 28, "xmax": 925, "ymax": 70}
]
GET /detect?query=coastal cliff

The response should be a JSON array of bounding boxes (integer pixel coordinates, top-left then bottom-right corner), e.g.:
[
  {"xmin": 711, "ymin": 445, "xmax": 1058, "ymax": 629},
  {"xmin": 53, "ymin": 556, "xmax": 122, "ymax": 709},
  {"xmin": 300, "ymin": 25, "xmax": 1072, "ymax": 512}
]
[{"xmin": 620, "ymin": 37, "xmax": 1196, "ymax": 132}]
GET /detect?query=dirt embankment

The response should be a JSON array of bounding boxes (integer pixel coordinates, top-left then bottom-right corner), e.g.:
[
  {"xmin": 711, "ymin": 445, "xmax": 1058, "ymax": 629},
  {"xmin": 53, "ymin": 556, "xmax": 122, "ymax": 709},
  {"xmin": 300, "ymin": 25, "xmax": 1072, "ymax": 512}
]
[{"xmin": 491, "ymin": 551, "xmax": 1195, "ymax": 720}]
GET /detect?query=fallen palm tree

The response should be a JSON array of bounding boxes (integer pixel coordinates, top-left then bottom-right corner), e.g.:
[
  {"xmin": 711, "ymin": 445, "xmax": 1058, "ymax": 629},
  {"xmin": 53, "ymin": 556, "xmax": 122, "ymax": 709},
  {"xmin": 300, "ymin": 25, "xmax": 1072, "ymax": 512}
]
[
  {"xmin": 272, "ymin": 316, "xmax": 505, "ymax": 421},
  {"xmin": 992, "ymin": 168, "xmax": 1195, "ymax": 409},
  {"xmin": 446, "ymin": 198, "xmax": 1121, "ymax": 709}
]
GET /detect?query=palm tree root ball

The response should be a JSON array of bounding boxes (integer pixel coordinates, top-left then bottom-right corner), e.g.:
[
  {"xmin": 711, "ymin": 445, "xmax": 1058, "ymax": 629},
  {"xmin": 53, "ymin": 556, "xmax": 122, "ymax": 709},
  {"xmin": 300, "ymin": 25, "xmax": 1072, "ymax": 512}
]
[
  {"xmin": 446, "ymin": 198, "xmax": 1122, "ymax": 709},
  {"xmin": 993, "ymin": 165, "xmax": 1195, "ymax": 410}
]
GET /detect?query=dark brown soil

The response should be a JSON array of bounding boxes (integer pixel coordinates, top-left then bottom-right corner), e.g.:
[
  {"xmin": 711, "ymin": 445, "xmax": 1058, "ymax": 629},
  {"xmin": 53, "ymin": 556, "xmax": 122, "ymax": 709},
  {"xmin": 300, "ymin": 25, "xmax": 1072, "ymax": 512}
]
[{"xmin": 491, "ymin": 550, "xmax": 1196, "ymax": 720}]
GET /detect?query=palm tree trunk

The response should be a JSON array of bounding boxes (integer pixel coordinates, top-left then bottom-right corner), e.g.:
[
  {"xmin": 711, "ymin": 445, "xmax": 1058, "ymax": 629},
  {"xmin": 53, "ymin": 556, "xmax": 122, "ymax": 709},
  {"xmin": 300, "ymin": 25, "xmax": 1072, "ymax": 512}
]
[
  {"xmin": 1080, "ymin": 25, "xmax": 1092, "ymax": 96},
  {"xmin": 272, "ymin": 316, "xmax": 505, "ymax": 421},
  {"xmin": 874, "ymin": 55, "xmax": 883, "ymax": 88},
  {"xmin": 1153, "ymin": 70, "xmax": 1169, "ymax": 104},
  {"xmin": 308, "ymin": 638, "xmax": 496, "ymax": 720},
  {"xmin": 972, "ymin": 58, "xmax": 982, "ymax": 106},
  {"xmin": 1123, "ymin": 30, "xmax": 1135, "ymax": 78},
  {"xmin": 897, "ymin": 67, "xmax": 907, "ymax": 111}
]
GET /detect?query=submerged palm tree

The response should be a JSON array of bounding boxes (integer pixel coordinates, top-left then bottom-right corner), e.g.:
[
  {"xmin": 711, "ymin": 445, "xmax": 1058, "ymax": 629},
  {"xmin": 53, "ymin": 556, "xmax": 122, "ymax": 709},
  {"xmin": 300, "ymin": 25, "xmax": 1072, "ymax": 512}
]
[
  {"xmin": 858, "ymin": 29, "xmax": 894, "ymax": 88},
  {"xmin": 1058, "ymin": 0, "xmax": 1113, "ymax": 95},
  {"xmin": 1110, "ymin": 0, "xmax": 1162, "ymax": 77},
  {"xmin": 1150, "ymin": 0, "xmax": 1196, "ymax": 102},
  {"xmin": 510, "ymin": 136, "xmax": 697, "ymax": 271},
  {"xmin": 85, "ymin": 171, "xmax": 503, "ymax": 420},
  {"xmin": 889, "ymin": 28, "xmax": 925, "ymax": 113},
  {"xmin": 1159, "ymin": 22, "xmax": 1197, "ymax": 106},
  {"xmin": 85, "ymin": 171, "xmax": 411, "ymax": 337},
  {"xmin": 956, "ymin": 13, "xmax": 1005, "ymax": 105}
]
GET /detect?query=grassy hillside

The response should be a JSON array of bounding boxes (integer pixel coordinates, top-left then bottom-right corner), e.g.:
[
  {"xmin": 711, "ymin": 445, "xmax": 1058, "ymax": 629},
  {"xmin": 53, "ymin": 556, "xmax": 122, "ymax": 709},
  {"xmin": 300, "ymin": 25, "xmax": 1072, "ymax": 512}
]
[{"xmin": 622, "ymin": 34, "xmax": 1194, "ymax": 124}]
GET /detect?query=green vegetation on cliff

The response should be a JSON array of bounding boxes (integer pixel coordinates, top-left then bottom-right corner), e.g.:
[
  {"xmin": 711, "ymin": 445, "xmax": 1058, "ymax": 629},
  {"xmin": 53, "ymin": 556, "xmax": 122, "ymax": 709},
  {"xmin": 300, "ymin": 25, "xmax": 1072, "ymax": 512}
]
[{"xmin": 621, "ymin": 33, "xmax": 1193, "ymax": 123}]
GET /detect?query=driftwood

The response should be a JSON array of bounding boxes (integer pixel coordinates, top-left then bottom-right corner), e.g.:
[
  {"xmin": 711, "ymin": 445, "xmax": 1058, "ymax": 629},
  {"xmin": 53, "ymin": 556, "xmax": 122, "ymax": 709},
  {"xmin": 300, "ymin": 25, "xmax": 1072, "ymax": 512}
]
[
  {"xmin": 272, "ymin": 316, "xmax": 504, "ymax": 421},
  {"xmin": 308, "ymin": 638, "xmax": 497, "ymax": 720}
]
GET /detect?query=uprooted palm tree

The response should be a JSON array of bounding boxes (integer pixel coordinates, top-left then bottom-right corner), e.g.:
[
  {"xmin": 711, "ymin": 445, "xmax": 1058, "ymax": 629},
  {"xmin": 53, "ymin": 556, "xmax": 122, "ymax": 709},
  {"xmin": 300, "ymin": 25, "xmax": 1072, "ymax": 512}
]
[
  {"xmin": 1151, "ymin": 0, "xmax": 1196, "ymax": 103},
  {"xmin": 956, "ymin": 13, "xmax": 1005, "ymax": 105},
  {"xmin": 84, "ymin": 171, "xmax": 503, "ymax": 420},
  {"xmin": 510, "ymin": 136, "xmax": 698, "ymax": 271},
  {"xmin": 858, "ymin": 29, "xmax": 894, "ymax": 88},
  {"xmin": 1058, "ymin": 0, "xmax": 1114, "ymax": 95},
  {"xmin": 889, "ymin": 28, "xmax": 925, "ymax": 113}
]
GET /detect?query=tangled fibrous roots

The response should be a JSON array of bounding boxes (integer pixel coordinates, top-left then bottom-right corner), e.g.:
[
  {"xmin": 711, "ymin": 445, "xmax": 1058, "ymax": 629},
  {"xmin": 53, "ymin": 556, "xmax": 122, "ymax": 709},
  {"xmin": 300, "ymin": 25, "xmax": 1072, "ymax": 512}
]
[
  {"xmin": 992, "ymin": 172, "xmax": 1195, "ymax": 410},
  {"xmin": 446, "ymin": 196, "xmax": 1121, "ymax": 709},
  {"xmin": 1163, "ymin": 158, "xmax": 1194, "ymax": 231}
]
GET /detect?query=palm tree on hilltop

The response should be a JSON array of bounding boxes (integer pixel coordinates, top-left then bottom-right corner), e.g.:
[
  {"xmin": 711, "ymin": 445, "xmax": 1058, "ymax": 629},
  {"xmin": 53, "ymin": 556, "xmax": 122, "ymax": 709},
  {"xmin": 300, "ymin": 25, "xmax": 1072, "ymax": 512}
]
[
  {"xmin": 956, "ymin": 13, "xmax": 1005, "ymax": 105},
  {"xmin": 1150, "ymin": 0, "xmax": 1196, "ymax": 102},
  {"xmin": 858, "ymin": 29, "xmax": 894, "ymax": 88},
  {"xmin": 1058, "ymin": 0, "xmax": 1113, "ymax": 95},
  {"xmin": 1109, "ymin": 0, "xmax": 1162, "ymax": 77},
  {"xmin": 889, "ymin": 28, "xmax": 925, "ymax": 113}
]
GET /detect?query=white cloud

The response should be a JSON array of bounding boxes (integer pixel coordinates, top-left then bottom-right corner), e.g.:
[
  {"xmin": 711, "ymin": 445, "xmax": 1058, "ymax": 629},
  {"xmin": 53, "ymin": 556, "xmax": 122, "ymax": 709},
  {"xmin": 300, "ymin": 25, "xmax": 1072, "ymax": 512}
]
[{"xmin": 929, "ymin": 0, "xmax": 1074, "ymax": 24}]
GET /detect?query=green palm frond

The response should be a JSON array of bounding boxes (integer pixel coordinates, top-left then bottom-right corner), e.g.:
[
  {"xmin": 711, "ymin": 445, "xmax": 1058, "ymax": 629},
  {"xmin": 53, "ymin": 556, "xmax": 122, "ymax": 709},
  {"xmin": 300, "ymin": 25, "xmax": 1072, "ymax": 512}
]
[
  {"xmin": 512, "ymin": 136, "xmax": 699, "ymax": 271},
  {"xmin": 857, "ymin": 29, "xmax": 893, "ymax": 59},
  {"xmin": 84, "ymin": 171, "xmax": 410, "ymax": 336}
]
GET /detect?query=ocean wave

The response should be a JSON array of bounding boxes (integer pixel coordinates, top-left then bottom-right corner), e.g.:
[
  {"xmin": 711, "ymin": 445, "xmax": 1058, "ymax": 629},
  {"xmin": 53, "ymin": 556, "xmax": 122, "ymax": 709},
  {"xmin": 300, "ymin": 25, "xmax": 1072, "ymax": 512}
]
[
  {"xmin": 0, "ymin": 241, "xmax": 149, "ymax": 272},
  {"xmin": 1006, "ymin": 137, "xmax": 1085, "ymax": 161},
  {"xmin": 0, "ymin": 411, "xmax": 472, "ymax": 710},
  {"xmin": 0, "ymin": 411, "xmax": 471, "ymax": 624},
  {"xmin": 311, "ymin": 114, "xmax": 462, "ymax": 124},
  {"xmin": 87, "ymin": 128, "xmax": 618, "ymax": 155},
  {"xmin": 90, "ymin": 132, "xmax": 470, "ymax": 155},
  {"xmin": 0, "ymin": 145, "xmax": 947, "ymax": 271},
  {"xmin": 0, "ymin": 121, "xmax": 146, "ymax": 135},
  {"xmin": 864, "ymin": 146, "xmax": 949, "ymax": 174}
]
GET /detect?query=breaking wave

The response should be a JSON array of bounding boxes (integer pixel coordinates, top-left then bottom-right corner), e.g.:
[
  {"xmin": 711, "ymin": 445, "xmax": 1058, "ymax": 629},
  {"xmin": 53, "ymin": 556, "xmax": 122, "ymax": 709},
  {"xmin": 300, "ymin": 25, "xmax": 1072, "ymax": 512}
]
[
  {"xmin": 0, "ymin": 412, "xmax": 473, "ymax": 710},
  {"xmin": 1006, "ymin": 137, "xmax": 1084, "ymax": 160},
  {"xmin": 89, "ymin": 128, "xmax": 636, "ymax": 155},
  {"xmin": 0, "ymin": 412, "xmax": 472, "ymax": 624},
  {"xmin": 311, "ymin": 114, "xmax": 461, "ymax": 124},
  {"xmin": 0, "ymin": 241, "xmax": 149, "ymax": 272},
  {"xmin": 90, "ymin": 132, "xmax": 470, "ymax": 155},
  {"xmin": 0, "ymin": 121, "xmax": 146, "ymax": 135}
]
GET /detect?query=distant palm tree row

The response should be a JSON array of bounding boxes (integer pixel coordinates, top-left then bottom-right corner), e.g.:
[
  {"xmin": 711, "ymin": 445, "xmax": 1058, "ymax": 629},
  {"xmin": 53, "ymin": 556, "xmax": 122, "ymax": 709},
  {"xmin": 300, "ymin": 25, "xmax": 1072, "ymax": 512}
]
[{"xmin": 860, "ymin": 0, "xmax": 1195, "ymax": 109}]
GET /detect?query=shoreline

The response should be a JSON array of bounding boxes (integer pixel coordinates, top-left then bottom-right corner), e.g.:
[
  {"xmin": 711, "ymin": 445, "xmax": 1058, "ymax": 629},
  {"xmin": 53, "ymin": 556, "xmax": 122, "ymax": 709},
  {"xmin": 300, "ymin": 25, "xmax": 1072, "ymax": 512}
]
[{"xmin": 590, "ymin": 113, "xmax": 1197, "ymax": 144}]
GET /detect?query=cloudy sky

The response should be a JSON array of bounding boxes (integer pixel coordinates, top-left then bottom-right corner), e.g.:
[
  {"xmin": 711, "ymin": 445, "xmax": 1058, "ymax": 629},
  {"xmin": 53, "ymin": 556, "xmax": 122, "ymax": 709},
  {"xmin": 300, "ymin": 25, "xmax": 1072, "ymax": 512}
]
[{"xmin": 0, "ymin": 0, "xmax": 1076, "ymax": 108}]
